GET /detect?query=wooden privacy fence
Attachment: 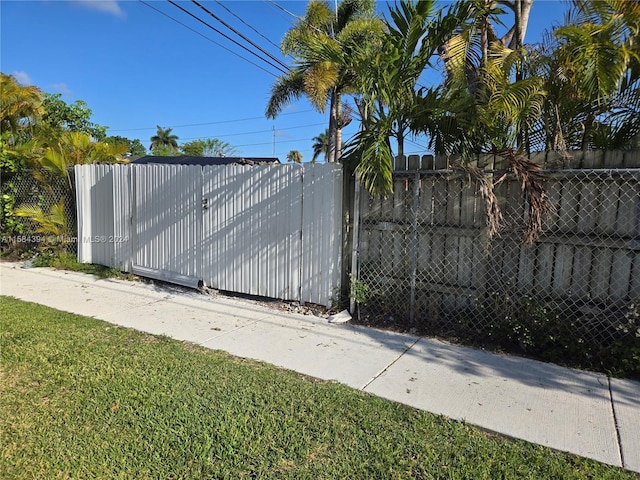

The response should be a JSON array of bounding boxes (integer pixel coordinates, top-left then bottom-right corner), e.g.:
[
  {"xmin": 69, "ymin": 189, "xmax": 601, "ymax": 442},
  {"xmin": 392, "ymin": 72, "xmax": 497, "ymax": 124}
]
[
  {"xmin": 74, "ymin": 163, "xmax": 343, "ymax": 306},
  {"xmin": 355, "ymin": 150, "xmax": 640, "ymax": 346}
]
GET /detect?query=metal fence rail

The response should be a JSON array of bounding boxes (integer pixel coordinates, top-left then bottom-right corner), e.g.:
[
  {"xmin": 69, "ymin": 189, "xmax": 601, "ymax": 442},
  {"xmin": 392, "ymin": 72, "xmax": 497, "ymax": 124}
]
[{"xmin": 355, "ymin": 152, "xmax": 640, "ymax": 372}]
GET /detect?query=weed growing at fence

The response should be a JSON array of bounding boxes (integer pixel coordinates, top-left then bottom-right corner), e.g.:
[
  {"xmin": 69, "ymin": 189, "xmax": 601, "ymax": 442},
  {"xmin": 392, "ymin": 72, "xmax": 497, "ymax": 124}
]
[
  {"xmin": 29, "ymin": 251, "xmax": 135, "ymax": 280},
  {"xmin": 1, "ymin": 296, "xmax": 635, "ymax": 479}
]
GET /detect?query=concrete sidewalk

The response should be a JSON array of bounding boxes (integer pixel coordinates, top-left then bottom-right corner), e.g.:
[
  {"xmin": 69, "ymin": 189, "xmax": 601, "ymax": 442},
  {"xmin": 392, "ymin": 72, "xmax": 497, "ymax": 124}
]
[{"xmin": 1, "ymin": 261, "xmax": 638, "ymax": 473}]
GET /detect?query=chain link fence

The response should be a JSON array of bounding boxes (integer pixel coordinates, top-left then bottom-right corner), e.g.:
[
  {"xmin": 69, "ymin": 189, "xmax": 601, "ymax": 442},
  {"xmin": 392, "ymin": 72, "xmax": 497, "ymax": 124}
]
[
  {"xmin": 354, "ymin": 151, "xmax": 640, "ymax": 377},
  {"xmin": 1, "ymin": 169, "xmax": 77, "ymax": 255}
]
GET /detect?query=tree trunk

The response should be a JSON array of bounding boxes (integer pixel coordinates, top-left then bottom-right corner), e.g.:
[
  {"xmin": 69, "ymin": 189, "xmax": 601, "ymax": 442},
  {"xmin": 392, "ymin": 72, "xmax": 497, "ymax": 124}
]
[
  {"xmin": 397, "ymin": 123, "xmax": 405, "ymax": 160},
  {"xmin": 328, "ymin": 88, "xmax": 339, "ymax": 163},
  {"xmin": 499, "ymin": 0, "xmax": 534, "ymax": 50}
]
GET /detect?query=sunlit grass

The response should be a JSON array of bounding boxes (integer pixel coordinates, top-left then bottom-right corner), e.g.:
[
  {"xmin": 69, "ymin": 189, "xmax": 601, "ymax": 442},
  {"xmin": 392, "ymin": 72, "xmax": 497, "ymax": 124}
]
[{"xmin": 1, "ymin": 296, "xmax": 634, "ymax": 479}]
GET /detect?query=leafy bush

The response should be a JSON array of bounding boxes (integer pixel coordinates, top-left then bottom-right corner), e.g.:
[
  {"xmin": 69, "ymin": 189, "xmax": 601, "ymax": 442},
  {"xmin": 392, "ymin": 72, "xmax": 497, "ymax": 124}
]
[{"xmin": 477, "ymin": 293, "xmax": 640, "ymax": 379}]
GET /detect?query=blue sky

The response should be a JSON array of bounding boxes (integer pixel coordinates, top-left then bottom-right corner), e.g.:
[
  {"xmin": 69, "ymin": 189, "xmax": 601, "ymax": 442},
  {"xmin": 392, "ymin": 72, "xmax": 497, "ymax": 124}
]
[{"xmin": 1, "ymin": 0, "xmax": 570, "ymax": 161}]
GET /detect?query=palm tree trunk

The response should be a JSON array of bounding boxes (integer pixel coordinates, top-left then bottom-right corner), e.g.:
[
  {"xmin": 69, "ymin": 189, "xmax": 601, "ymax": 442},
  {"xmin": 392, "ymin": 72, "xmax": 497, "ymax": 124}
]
[{"xmin": 328, "ymin": 88, "xmax": 339, "ymax": 163}]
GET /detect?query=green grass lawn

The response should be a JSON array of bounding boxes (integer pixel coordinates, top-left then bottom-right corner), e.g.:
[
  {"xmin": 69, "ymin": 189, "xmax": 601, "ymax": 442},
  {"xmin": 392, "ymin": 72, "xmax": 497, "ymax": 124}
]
[{"xmin": 1, "ymin": 296, "xmax": 635, "ymax": 479}]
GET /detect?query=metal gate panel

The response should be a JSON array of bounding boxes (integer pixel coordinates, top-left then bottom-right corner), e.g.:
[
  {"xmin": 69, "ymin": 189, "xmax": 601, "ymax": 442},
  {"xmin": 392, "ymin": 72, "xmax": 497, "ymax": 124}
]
[
  {"xmin": 131, "ymin": 164, "xmax": 202, "ymax": 287},
  {"xmin": 75, "ymin": 164, "xmax": 132, "ymax": 271},
  {"xmin": 301, "ymin": 163, "xmax": 343, "ymax": 306},
  {"xmin": 202, "ymin": 165, "xmax": 303, "ymax": 300}
]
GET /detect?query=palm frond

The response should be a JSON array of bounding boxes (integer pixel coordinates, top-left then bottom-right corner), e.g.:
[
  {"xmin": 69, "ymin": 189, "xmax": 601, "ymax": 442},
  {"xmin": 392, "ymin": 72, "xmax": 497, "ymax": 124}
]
[{"xmin": 266, "ymin": 70, "xmax": 306, "ymax": 119}]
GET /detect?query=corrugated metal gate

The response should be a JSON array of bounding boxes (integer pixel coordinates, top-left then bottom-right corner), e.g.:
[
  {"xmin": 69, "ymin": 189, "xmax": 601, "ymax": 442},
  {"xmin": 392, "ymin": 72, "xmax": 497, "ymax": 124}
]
[
  {"xmin": 202, "ymin": 165, "xmax": 303, "ymax": 298},
  {"xmin": 75, "ymin": 163, "xmax": 342, "ymax": 306},
  {"xmin": 131, "ymin": 165, "xmax": 203, "ymax": 287}
]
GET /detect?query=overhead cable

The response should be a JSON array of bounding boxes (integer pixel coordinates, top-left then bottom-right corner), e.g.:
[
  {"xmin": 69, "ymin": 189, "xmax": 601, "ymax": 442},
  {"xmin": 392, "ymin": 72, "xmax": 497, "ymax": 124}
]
[
  {"xmin": 178, "ymin": 122, "xmax": 327, "ymax": 141},
  {"xmin": 109, "ymin": 110, "xmax": 316, "ymax": 133},
  {"xmin": 267, "ymin": 0, "xmax": 300, "ymax": 20},
  {"xmin": 167, "ymin": 0, "xmax": 289, "ymax": 75},
  {"xmin": 213, "ymin": 0, "xmax": 282, "ymax": 52},
  {"xmin": 138, "ymin": 0, "xmax": 277, "ymax": 77},
  {"xmin": 190, "ymin": 0, "xmax": 289, "ymax": 71}
]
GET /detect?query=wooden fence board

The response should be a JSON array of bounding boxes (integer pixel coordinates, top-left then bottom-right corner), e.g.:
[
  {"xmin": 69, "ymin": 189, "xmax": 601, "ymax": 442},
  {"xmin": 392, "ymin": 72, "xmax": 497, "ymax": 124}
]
[
  {"xmin": 630, "ymin": 253, "xmax": 640, "ymax": 299},
  {"xmin": 589, "ymin": 248, "xmax": 613, "ymax": 300},
  {"xmin": 552, "ymin": 244, "xmax": 574, "ymax": 295},
  {"xmin": 517, "ymin": 245, "xmax": 536, "ymax": 292},
  {"xmin": 457, "ymin": 236, "xmax": 474, "ymax": 288},
  {"xmin": 445, "ymin": 235, "xmax": 461, "ymax": 287},
  {"xmin": 500, "ymin": 238, "xmax": 520, "ymax": 287},
  {"xmin": 419, "ymin": 177, "xmax": 434, "ymax": 224},
  {"xmin": 609, "ymin": 250, "xmax": 633, "ymax": 300},
  {"xmin": 558, "ymin": 180, "xmax": 581, "ymax": 232},
  {"xmin": 433, "ymin": 178, "xmax": 448, "ymax": 225},
  {"xmin": 597, "ymin": 181, "xmax": 620, "ymax": 236},
  {"xmin": 417, "ymin": 231, "xmax": 432, "ymax": 274},
  {"xmin": 430, "ymin": 233, "xmax": 446, "ymax": 283},
  {"xmin": 577, "ymin": 181, "xmax": 599, "ymax": 233},
  {"xmin": 394, "ymin": 178, "xmax": 408, "ymax": 221},
  {"xmin": 534, "ymin": 243, "xmax": 555, "ymax": 292},
  {"xmin": 460, "ymin": 182, "xmax": 477, "ymax": 227},
  {"xmin": 615, "ymin": 181, "xmax": 639, "ymax": 237},
  {"xmin": 446, "ymin": 179, "xmax": 463, "ymax": 226},
  {"xmin": 380, "ymin": 189, "xmax": 393, "ymax": 219},
  {"xmin": 571, "ymin": 246, "xmax": 593, "ymax": 299},
  {"xmin": 544, "ymin": 180, "xmax": 562, "ymax": 231}
]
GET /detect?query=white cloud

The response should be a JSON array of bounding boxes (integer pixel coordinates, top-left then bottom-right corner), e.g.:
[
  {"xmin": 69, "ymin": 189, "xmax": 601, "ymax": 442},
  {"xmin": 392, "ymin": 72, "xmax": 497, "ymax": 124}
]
[
  {"xmin": 49, "ymin": 83, "xmax": 73, "ymax": 96},
  {"xmin": 73, "ymin": 1, "xmax": 124, "ymax": 18},
  {"xmin": 12, "ymin": 71, "xmax": 33, "ymax": 85}
]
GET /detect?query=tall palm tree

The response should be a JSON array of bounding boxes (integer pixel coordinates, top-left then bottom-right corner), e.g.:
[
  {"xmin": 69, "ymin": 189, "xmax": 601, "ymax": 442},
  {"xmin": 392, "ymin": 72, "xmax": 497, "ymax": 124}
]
[
  {"xmin": 150, "ymin": 125, "xmax": 179, "ymax": 153},
  {"xmin": 266, "ymin": 0, "xmax": 381, "ymax": 163},
  {"xmin": 311, "ymin": 129, "xmax": 329, "ymax": 162}
]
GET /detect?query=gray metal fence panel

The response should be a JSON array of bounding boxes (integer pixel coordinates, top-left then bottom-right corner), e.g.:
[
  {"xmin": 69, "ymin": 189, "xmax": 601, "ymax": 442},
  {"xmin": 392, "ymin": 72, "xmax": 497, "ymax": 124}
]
[
  {"xmin": 131, "ymin": 164, "xmax": 203, "ymax": 288},
  {"xmin": 75, "ymin": 164, "xmax": 131, "ymax": 270},
  {"xmin": 301, "ymin": 163, "xmax": 343, "ymax": 306},
  {"xmin": 202, "ymin": 164, "xmax": 303, "ymax": 300},
  {"xmin": 75, "ymin": 162, "xmax": 343, "ymax": 306}
]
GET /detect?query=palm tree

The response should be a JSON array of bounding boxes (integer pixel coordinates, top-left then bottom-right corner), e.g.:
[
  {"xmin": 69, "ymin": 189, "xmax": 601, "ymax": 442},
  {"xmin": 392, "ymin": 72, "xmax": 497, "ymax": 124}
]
[
  {"xmin": 150, "ymin": 126, "xmax": 179, "ymax": 153},
  {"xmin": 266, "ymin": 0, "xmax": 381, "ymax": 163},
  {"xmin": 286, "ymin": 150, "xmax": 303, "ymax": 163},
  {"xmin": 527, "ymin": 0, "xmax": 640, "ymax": 151},
  {"xmin": 342, "ymin": 0, "xmax": 473, "ymax": 195},
  {"xmin": 0, "ymin": 73, "xmax": 43, "ymax": 142},
  {"xmin": 311, "ymin": 129, "xmax": 329, "ymax": 162}
]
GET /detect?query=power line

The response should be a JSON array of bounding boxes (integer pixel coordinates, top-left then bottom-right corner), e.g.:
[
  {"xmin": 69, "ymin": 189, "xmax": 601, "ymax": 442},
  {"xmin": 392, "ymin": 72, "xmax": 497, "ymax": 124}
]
[
  {"xmin": 233, "ymin": 137, "xmax": 311, "ymax": 148},
  {"xmin": 178, "ymin": 122, "xmax": 327, "ymax": 141},
  {"xmin": 108, "ymin": 110, "xmax": 317, "ymax": 133},
  {"xmin": 267, "ymin": 0, "xmax": 300, "ymax": 21},
  {"xmin": 191, "ymin": 0, "xmax": 290, "ymax": 72},
  {"xmin": 213, "ymin": 0, "xmax": 282, "ymax": 52},
  {"xmin": 138, "ymin": 0, "xmax": 278, "ymax": 78},
  {"xmin": 262, "ymin": 0, "xmax": 296, "ymax": 23},
  {"xmin": 167, "ymin": 0, "xmax": 288, "ymax": 75}
]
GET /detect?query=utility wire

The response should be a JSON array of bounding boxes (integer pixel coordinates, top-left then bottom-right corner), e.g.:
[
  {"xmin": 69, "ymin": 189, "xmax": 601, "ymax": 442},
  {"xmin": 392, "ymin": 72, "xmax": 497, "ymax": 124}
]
[
  {"xmin": 267, "ymin": 0, "xmax": 300, "ymax": 20},
  {"xmin": 139, "ymin": 0, "xmax": 277, "ymax": 77},
  {"xmin": 167, "ymin": 0, "xmax": 288, "ymax": 75},
  {"xmin": 191, "ymin": 0, "xmax": 290, "ymax": 72},
  {"xmin": 214, "ymin": 0, "xmax": 281, "ymax": 51},
  {"xmin": 109, "ymin": 110, "xmax": 316, "ymax": 133},
  {"xmin": 179, "ymin": 122, "xmax": 327, "ymax": 141}
]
